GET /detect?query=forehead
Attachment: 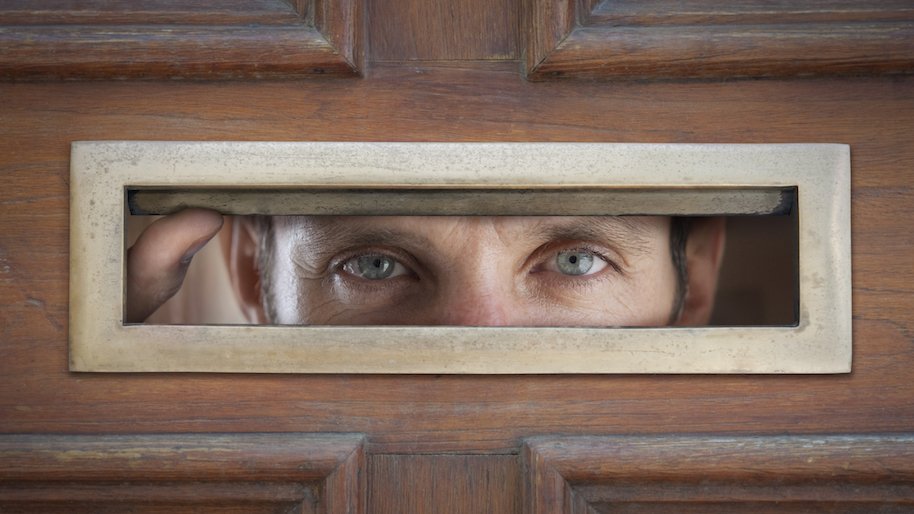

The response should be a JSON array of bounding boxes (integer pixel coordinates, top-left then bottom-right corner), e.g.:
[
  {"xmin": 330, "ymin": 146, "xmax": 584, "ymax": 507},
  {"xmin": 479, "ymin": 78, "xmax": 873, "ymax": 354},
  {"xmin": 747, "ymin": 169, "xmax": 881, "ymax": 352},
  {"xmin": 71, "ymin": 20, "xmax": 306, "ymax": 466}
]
[{"xmin": 271, "ymin": 215, "xmax": 670, "ymax": 252}]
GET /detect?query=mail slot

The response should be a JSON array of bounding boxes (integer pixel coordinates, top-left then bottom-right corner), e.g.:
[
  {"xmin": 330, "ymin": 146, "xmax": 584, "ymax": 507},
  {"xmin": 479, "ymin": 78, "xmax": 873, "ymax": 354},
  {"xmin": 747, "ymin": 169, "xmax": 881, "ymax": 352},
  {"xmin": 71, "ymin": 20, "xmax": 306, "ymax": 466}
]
[{"xmin": 69, "ymin": 142, "xmax": 850, "ymax": 373}]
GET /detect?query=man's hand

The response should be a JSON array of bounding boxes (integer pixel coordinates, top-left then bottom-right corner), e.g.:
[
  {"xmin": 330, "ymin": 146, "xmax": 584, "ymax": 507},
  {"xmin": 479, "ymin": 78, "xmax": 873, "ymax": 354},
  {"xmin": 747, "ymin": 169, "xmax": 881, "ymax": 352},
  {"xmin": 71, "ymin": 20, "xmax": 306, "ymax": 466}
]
[{"xmin": 125, "ymin": 209, "xmax": 224, "ymax": 323}]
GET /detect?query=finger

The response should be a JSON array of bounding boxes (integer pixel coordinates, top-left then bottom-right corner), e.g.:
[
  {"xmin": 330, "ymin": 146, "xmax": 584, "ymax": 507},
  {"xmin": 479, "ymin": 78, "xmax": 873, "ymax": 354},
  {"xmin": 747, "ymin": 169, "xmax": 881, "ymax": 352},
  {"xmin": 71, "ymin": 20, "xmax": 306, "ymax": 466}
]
[{"xmin": 125, "ymin": 208, "xmax": 224, "ymax": 323}]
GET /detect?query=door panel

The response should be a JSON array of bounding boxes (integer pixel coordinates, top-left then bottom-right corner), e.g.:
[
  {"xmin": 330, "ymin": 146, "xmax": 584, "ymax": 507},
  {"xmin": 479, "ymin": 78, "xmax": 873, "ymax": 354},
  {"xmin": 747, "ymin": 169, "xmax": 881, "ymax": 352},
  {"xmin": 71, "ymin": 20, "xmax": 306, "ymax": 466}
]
[
  {"xmin": 0, "ymin": 0, "xmax": 362, "ymax": 79},
  {"xmin": 370, "ymin": 455, "xmax": 518, "ymax": 514},
  {"xmin": 0, "ymin": 434, "xmax": 365, "ymax": 513},
  {"xmin": 524, "ymin": 436, "xmax": 914, "ymax": 514},
  {"xmin": 1, "ymin": 0, "xmax": 913, "ymax": 511}
]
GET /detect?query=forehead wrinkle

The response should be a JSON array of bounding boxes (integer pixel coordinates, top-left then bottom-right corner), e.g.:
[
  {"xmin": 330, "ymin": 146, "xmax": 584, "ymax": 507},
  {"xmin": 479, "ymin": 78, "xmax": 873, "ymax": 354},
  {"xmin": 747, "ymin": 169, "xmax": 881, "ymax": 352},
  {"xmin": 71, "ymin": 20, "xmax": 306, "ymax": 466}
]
[
  {"xmin": 284, "ymin": 216, "xmax": 434, "ymax": 264},
  {"xmin": 279, "ymin": 215, "xmax": 663, "ymax": 269},
  {"xmin": 522, "ymin": 216, "xmax": 658, "ymax": 255}
]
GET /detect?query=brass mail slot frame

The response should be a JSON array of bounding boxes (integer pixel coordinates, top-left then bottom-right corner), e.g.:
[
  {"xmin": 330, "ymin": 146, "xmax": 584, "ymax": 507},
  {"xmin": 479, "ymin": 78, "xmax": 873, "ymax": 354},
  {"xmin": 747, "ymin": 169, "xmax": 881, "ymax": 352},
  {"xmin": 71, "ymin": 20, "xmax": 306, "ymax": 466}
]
[{"xmin": 69, "ymin": 142, "xmax": 850, "ymax": 373}]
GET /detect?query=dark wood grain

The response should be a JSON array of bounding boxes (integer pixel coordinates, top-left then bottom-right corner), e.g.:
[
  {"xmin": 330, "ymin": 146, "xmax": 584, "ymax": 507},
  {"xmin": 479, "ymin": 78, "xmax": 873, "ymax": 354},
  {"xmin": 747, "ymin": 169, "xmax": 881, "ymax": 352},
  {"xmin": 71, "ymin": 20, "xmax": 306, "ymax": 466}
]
[
  {"xmin": 313, "ymin": 0, "xmax": 363, "ymax": 71},
  {"xmin": 523, "ymin": 0, "xmax": 575, "ymax": 75},
  {"xmin": 0, "ymin": 26, "xmax": 358, "ymax": 80},
  {"xmin": 370, "ymin": 455, "xmax": 518, "ymax": 514},
  {"xmin": 531, "ymin": 24, "xmax": 914, "ymax": 81},
  {"xmin": 524, "ymin": 435, "xmax": 914, "ymax": 514},
  {"xmin": 0, "ymin": 433, "xmax": 365, "ymax": 513},
  {"xmin": 0, "ymin": 0, "xmax": 362, "ymax": 79},
  {"xmin": 368, "ymin": 0, "xmax": 518, "ymax": 61},
  {"xmin": 525, "ymin": 0, "xmax": 914, "ymax": 80},
  {"xmin": 0, "ymin": 69, "xmax": 912, "ymax": 454},
  {"xmin": 589, "ymin": 0, "xmax": 914, "ymax": 26},
  {"xmin": 0, "ymin": 0, "xmax": 304, "ymax": 25},
  {"xmin": 2, "ymin": 0, "xmax": 914, "ymax": 509}
]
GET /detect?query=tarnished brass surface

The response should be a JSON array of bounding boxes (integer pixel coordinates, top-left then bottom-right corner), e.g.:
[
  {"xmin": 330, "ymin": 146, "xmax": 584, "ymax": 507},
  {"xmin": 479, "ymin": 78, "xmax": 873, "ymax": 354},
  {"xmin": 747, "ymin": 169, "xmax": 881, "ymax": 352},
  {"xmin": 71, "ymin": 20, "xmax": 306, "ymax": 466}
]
[{"xmin": 69, "ymin": 142, "xmax": 850, "ymax": 373}]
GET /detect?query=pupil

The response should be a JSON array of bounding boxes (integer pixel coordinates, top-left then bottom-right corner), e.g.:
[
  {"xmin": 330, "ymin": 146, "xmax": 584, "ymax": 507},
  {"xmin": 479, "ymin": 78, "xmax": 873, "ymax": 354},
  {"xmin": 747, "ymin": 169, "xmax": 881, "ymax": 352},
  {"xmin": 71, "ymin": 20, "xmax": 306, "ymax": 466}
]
[
  {"xmin": 352, "ymin": 254, "xmax": 395, "ymax": 279},
  {"xmin": 557, "ymin": 251, "xmax": 593, "ymax": 276}
]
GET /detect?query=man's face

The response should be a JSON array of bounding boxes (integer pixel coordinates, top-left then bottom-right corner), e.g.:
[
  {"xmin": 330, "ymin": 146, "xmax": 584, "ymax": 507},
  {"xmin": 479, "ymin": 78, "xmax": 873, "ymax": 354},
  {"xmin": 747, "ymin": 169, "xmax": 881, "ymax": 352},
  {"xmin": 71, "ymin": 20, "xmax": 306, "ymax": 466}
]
[{"xmin": 258, "ymin": 216, "xmax": 680, "ymax": 326}]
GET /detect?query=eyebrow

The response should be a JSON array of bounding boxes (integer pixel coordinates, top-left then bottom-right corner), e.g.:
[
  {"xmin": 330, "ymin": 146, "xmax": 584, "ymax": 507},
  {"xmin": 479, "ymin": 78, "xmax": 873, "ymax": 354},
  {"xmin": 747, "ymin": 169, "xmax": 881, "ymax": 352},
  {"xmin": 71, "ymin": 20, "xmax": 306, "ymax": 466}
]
[
  {"xmin": 522, "ymin": 217, "xmax": 656, "ymax": 256},
  {"xmin": 289, "ymin": 216, "xmax": 658, "ymax": 265},
  {"xmin": 289, "ymin": 218, "xmax": 433, "ymax": 267}
]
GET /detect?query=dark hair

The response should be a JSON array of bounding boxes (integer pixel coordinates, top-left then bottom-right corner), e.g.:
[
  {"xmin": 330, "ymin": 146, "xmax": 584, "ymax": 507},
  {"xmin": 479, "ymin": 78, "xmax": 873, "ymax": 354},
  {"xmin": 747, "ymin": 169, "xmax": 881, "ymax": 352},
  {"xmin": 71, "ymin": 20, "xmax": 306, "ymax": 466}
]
[
  {"xmin": 252, "ymin": 215, "xmax": 277, "ymax": 323},
  {"xmin": 668, "ymin": 217, "xmax": 689, "ymax": 324}
]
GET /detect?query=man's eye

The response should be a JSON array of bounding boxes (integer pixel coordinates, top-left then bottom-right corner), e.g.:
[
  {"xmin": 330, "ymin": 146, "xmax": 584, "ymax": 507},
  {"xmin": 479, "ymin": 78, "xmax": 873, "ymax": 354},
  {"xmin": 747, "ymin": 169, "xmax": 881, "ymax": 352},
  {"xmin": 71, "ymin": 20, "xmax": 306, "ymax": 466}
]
[
  {"xmin": 553, "ymin": 250, "xmax": 608, "ymax": 276},
  {"xmin": 341, "ymin": 254, "xmax": 409, "ymax": 280}
]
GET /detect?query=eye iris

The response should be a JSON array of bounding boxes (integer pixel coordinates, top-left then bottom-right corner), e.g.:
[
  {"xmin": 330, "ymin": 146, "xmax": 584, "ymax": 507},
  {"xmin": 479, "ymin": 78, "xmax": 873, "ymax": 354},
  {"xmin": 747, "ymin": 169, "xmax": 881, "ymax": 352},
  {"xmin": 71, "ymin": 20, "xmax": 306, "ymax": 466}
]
[
  {"xmin": 356, "ymin": 254, "xmax": 395, "ymax": 279},
  {"xmin": 556, "ymin": 251, "xmax": 594, "ymax": 275}
]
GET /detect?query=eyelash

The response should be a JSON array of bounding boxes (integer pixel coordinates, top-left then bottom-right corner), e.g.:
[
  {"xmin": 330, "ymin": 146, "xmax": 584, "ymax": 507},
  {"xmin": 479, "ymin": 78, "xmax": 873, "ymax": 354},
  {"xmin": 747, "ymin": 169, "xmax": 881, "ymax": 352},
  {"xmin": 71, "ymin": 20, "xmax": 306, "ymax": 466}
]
[
  {"xmin": 332, "ymin": 247, "xmax": 418, "ymax": 284},
  {"xmin": 532, "ymin": 244, "xmax": 623, "ymax": 277},
  {"xmin": 329, "ymin": 242, "xmax": 624, "ymax": 290}
]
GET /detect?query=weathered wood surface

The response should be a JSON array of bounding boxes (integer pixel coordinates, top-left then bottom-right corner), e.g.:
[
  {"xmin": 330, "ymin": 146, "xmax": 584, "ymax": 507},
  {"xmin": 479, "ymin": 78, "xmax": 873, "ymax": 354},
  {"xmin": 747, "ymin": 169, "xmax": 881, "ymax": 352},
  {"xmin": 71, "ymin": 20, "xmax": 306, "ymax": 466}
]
[
  {"xmin": 370, "ymin": 454, "xmax": 519, "ymax": 514},
  {"xmin": 524, "ymin": 435, "xmax": 914, "ymax": 514},
  {"xmin": 525, "ymin": 0, "xmax": 914, "ymax": 79},
  {"xmin": 0, "ymin": 0, "xmax": 363, "ymax": 79},
  {"xmin": 589, "ymin": 0, "xmax": 914, "ymax": 26},
  {"xmin": 0, "ymin": 0, "xmax": 914, "ymax": 506},
  {"xmin": 6, "ymin": 0, "xmax": 911, "ymax": 80},
  {"xmin": 0, "ymin": 26, "xmax": 359, "ymax": 80},
  {"xmin": 368, "ymin": 0, "xmax": 518, "ymax": 60},
  {"xmin": 1, "ymin": 69, "xmax": 912, "ymax": 452},
  {"xmin": 0, "ymin": 0, "xmax": 307, "ymax": 25},
  {"xmin": 0, "ymin": 433, "xmax": 366, "ymax": 514}
]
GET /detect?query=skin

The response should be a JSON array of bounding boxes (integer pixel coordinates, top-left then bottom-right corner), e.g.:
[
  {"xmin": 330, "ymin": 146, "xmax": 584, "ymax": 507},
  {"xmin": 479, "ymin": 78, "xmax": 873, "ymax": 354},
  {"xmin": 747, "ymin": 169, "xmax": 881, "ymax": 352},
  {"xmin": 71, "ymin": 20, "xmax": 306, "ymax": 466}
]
[
  {"xmin": 262, "ymin": 216, "xmax": 678, "ymax": 326},
  {"xmin": 126, "ymin": 210, "xmax": 725, "ymax": 326}
]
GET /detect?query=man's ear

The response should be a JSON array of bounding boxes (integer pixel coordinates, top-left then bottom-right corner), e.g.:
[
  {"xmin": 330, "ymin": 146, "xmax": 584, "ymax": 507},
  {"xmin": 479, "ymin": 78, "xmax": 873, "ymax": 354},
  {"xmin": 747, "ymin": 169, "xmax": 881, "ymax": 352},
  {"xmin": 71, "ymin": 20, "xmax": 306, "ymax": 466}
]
[
  {"xmin": 220, "ymin": 216, "xmax": 268, "ymax": 324},
  {"xmin": 676, "ymin": 217, "xmax": 727, "ymax": 326}
]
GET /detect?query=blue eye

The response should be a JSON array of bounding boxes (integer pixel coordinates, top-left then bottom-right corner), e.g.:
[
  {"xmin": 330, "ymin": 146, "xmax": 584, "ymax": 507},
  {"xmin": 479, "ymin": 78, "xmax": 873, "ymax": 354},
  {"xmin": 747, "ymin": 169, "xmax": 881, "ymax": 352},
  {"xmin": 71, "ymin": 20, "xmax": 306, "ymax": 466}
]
[
  {"xmin": 554, "ymin": 250, "xmax": 607, "ymax": 276},
  {"xmin": 342, "ymin": 254, "xmax": 408, "ymax": 280}
]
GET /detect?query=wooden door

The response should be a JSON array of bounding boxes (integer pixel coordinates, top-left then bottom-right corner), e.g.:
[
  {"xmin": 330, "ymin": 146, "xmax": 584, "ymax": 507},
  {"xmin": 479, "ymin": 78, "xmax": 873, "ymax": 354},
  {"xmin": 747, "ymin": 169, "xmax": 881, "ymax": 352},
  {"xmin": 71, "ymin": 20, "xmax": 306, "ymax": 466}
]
[{"xmin": 2, "ymin": 1, "xmax": 914, "ymax": 512}]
